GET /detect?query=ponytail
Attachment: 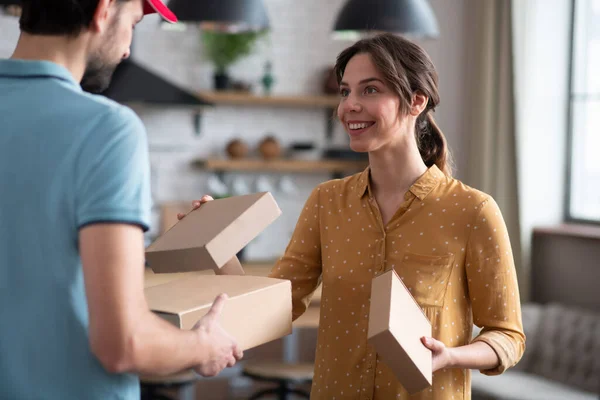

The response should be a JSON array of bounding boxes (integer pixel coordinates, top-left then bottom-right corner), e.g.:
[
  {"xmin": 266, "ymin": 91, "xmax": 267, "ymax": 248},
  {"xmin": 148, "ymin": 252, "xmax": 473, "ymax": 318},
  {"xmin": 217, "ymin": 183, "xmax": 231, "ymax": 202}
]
[{"xmin": 416, "ymin": 111, "xmax": 453, "ymax": 176}]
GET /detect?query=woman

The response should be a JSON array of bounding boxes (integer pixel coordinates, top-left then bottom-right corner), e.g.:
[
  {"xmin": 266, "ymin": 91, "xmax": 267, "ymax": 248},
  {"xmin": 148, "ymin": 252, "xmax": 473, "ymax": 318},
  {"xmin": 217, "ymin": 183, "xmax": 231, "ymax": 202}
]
[{"xmin": 183, "ymin": 33, "xmax": 525, "ymax": 399}]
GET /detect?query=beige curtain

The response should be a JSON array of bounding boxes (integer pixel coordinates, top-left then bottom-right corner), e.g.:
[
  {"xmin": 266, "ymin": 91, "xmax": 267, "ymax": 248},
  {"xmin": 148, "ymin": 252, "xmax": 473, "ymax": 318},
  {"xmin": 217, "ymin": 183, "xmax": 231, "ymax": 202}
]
[
  {"xmin": 464, "ymin": 0, "xmax": 524, "ymax": 296},
  {"xmin": 511, "ymin": 0, "xmax": 571, "ymax": 303}
]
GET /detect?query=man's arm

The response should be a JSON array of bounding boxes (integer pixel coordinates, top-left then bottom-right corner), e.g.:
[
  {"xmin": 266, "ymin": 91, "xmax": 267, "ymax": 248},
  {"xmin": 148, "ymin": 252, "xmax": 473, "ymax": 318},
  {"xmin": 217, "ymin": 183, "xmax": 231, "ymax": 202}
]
[{"xmin": 80, "ymin": 223, "xmax": 242, "ymax": 377}]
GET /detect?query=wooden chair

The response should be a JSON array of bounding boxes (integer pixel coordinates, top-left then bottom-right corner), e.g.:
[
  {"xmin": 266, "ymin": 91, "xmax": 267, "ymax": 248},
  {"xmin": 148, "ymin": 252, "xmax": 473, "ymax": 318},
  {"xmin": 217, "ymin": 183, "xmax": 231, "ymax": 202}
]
[{"xmin": 242, "ymin": 362, "xmax": 313, "ymax": 400}]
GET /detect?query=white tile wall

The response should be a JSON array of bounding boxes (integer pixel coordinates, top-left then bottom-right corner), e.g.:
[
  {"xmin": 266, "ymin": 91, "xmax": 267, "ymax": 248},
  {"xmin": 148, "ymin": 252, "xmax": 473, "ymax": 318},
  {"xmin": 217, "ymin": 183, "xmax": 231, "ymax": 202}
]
[{"xmin": 0, "ymin": 0, "xmax": 473, "ymax": 261}]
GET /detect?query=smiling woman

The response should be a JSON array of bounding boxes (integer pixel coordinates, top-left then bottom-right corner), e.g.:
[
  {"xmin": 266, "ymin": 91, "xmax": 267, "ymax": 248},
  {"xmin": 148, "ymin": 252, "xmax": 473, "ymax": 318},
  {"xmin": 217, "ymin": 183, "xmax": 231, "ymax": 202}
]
[
  {"xmin": 261, "ymin": 33, "xmax": 526, "ymax": 400},
  {"xmin": 187, "ymin": 32, "xmax": 526, "ymax": 400}
]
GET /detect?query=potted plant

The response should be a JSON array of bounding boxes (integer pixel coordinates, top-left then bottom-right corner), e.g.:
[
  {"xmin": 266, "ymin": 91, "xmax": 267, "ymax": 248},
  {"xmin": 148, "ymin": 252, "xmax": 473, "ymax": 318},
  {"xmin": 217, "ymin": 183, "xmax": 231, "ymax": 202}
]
[{"xmin": 202, "ymin": 30, "xmax": 267, "ymax": 91}]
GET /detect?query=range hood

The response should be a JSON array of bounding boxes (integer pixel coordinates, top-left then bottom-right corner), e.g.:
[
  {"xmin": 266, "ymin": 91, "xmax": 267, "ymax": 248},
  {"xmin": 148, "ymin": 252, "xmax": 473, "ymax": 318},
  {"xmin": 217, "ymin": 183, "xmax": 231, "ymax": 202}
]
[
  {"xmin": 101, "ymin": 59, "xmax": 211, "ymax": 106},
  {"xmin": 0, "ymin": 0, "xmax": 210, "ymax": 107}
]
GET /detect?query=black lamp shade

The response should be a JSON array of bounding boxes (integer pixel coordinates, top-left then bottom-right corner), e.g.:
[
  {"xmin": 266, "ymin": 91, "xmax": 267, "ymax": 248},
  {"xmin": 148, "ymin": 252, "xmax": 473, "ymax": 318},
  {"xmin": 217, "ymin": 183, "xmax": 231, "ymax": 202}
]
[
  {"xmin": 334, "ymin": 0, "xmax": 439, "ymax": 38},
  {"xmin": 167, "ymin": 0, "xmax": 270, "ymax": 31}
]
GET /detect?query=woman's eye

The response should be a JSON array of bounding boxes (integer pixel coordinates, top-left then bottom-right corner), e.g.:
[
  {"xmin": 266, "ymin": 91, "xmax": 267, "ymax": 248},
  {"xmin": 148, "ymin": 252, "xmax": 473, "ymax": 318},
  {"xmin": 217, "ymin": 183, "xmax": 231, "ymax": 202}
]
[
  {"xmin": 339, "ymin": 88, "xmax": 349, "ymax": 97},
  {"xmin": 365, "ymin": 86, "xmax": 378, "ymax": 94}
]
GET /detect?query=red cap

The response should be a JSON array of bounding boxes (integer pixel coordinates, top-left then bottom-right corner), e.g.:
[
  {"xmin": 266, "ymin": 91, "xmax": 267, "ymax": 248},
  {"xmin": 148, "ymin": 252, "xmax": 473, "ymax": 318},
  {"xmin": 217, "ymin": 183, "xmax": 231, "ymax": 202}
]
[{"xmin": 143, "ymin": 0, "xmax": 178, "ymax": 23}]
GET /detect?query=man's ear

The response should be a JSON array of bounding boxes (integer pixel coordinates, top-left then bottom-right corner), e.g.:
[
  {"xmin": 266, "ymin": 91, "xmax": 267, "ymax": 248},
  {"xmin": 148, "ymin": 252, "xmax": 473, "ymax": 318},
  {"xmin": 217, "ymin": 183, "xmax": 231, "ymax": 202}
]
[
  {"xmin": 89, "ymin": 0, "xmax": 113, "ymax": 33},
  {"xmin": 410, "ymin": 92, "xmax": 428, "ymax": 117}
]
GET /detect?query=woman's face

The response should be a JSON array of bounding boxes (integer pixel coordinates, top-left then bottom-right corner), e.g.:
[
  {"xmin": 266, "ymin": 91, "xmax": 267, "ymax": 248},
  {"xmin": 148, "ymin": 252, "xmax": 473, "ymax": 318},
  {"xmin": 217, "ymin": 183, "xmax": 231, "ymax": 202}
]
[{"xmin": 337, "ymin": 53, "xmax": 404, "ymax": 153}]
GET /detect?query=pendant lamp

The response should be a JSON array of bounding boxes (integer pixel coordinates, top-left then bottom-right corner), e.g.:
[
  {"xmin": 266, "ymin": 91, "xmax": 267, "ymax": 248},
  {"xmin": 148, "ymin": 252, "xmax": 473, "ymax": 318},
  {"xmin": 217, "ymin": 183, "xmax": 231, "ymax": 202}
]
[{"xmin": 333, "ymin": 0, "xmax": 439, "ymax": 39}]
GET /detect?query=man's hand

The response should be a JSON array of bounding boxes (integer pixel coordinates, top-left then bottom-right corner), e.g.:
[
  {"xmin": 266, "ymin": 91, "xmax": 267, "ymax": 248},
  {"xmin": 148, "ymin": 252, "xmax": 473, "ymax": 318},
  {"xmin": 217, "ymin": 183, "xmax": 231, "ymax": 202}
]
[
  {"xmin": 192, "ymin": 294, "xmax": 243, "ymax": 377},
  {"xmin": 421, "ymin": 336, "xmax": 454, "ymax": 373}
]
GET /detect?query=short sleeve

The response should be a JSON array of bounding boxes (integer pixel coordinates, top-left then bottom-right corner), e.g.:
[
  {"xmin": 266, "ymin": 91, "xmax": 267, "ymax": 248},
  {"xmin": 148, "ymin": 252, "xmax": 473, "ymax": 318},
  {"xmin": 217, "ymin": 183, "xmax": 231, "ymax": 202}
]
[
  {"xmin": 466, "ymin": 197, "xmax": 526, "ymax": 375},
  {"xmin": 75, "ymin": 106, "xmax": 152, "ymax": 232}
]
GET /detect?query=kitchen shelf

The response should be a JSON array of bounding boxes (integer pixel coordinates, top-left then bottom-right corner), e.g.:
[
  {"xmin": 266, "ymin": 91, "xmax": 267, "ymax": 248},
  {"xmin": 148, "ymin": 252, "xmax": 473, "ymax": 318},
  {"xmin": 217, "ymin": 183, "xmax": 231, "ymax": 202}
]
[
  {"xmin": 196, "ymin": 91, "xmax": 340, "ymax": 109},
  {"xmin": 192, "ymin": 158, "xmax": 367, "ymax": 174}
]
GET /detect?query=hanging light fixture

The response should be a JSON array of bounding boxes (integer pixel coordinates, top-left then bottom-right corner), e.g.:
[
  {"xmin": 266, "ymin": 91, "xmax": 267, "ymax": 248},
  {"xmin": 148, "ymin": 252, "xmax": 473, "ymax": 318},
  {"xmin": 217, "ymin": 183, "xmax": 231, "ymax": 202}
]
[
  {"xmin": 0, "ymin": 0, "xmax": 21, "ymax": 17},
  {"xmin": 333, "ymin": 0, "xmax": 439, "ymax": 40},
  {"xmin": 166, "ymin": 0, "xmax": 270, "ymax": 32}
]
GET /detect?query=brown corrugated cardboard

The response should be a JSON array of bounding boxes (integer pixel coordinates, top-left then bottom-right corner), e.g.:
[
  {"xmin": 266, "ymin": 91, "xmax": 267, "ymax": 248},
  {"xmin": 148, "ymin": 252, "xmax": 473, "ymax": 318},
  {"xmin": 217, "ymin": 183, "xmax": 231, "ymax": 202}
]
[
  {"xmin": 367, "ymin": 269, "xmax": 432, "ymax": 394},
  {"xmin": 145, "ymin": 275, "xmax": 292, "ymax": 351},
  {"xmin": 145, "ymin": 192, "xmax": 281, "ymax": 274}
]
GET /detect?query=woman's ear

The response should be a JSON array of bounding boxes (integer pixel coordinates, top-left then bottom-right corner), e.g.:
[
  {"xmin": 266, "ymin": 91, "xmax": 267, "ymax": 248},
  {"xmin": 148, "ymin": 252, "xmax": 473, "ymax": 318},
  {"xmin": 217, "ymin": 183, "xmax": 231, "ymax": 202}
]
[{"xmin": 410, "ymin": 92, "xmax": 428, "ymax": 117}]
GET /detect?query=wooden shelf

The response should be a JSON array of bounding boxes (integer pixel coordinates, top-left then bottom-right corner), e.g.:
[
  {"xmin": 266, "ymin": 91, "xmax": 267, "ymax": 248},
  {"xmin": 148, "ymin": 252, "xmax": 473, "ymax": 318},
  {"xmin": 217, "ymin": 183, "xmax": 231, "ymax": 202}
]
[
  {"xmin": 196, "ymin": 91, "xmax": 340, "ymax": 108},
  {"xmin": 192, "ymin": 158, "xmax": 367, "ymax": 173}
]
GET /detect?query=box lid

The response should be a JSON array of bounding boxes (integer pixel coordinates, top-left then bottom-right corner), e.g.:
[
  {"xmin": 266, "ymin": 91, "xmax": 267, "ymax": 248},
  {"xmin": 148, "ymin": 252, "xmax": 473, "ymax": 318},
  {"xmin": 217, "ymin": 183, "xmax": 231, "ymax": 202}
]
[
  {"xmin": 145, "ymin": 275, "xmax": 288, "ymax": 315},
  {"xmin": 145, "ymin": 192, "xmax": 281, "ymax": 273}
]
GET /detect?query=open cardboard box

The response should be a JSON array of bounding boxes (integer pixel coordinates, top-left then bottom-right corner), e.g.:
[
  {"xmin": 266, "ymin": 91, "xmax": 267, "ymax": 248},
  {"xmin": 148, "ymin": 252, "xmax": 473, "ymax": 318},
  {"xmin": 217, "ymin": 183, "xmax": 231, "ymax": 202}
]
[
  {"xmin": 145, "ymin": 275, "xmax": 292, "ymax": 351},
  {"xmin": 368, "ymin": 269, "xmax": 433, "ymax": 394},
  {"xmin": 145, "ymin": 192, "xmax": 281, "ymax": 274},
  {"xmin": 143, "ymin": 192, "xmax": 292, "ymax": 351}
]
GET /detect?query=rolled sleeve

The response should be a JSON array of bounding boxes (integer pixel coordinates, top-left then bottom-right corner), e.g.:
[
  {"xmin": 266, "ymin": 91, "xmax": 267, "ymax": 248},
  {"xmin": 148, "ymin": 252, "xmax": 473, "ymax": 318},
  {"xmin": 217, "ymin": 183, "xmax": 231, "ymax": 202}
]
[
  {"xmin": 269, "ymin": 185, "xmax": 323, "ymax": 320},
  {"xmin": 466, "ymin": 197, "xmax": 526, "ymax": 375}
]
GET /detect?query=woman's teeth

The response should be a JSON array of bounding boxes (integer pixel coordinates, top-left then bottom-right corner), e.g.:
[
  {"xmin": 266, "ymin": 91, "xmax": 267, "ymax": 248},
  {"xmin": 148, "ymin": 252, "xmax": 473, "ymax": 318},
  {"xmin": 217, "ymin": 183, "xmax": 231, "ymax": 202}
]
[{"xmin": 349, "ymin": 122, "xmax": 372, "ymax": 130}]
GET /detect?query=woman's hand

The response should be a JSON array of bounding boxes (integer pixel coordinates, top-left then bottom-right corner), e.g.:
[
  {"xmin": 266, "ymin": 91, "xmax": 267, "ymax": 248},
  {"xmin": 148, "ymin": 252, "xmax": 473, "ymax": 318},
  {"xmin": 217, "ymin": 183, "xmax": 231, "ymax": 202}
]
[
  {"xmin": 421, "ymin": 336, "xmax": 454, "ymax": 372},
  {"xmin": 177, "ymin": 195, "xmax": 214, "ymax": 220}
]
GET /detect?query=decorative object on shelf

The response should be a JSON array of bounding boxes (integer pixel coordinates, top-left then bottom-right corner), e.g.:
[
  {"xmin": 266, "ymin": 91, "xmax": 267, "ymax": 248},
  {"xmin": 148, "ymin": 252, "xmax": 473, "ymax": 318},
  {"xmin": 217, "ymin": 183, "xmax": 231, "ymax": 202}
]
[
  {"xmin": 322, "ymin": 66, "xmax": 340, "ymax": 95},
  {"xmin": 226, "ymin": 138, "xmax": 250, "ymax": 159},
  {"xmin": 254, "ymin": 176, "xmax": 273, "ymax": 193},
  {"xmin": 278, "ymin": 176, "xmax": 298, "ymax": 195},
  {"xmin": 230, "ymin": 80, "xmax": 253, "ymax": 93},
  {"xmin": 207, "ymin": 174, "xmax": 229, "ymax": 197},
  {"xmin": 333, "ymin": 0, "xmax": 439, "ymax": 40},
  {"xmin": 258, "ymin": 136, "xmax": 282, "ymax": 160},
  {"xmin": 168, "ymin": 0, "xmax": 270, "ymax": 33},
  {"xmin": 230, "ymin": 176, "xmax": 251, "ymax": 196},
  {"xmin": 202, "ymin": 30, "xmax": 267, "ymax": 91},
  {"xmin": 261, "ymin": 61, "xmax": 275, "ymax": 95}
]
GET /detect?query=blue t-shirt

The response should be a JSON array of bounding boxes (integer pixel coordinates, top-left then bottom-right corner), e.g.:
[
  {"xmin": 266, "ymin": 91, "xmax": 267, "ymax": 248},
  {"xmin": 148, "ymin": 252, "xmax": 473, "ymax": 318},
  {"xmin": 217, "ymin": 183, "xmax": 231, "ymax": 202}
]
[{"xmin": 0, "ymin": 59, "xmax": 152, "ymax": 399}]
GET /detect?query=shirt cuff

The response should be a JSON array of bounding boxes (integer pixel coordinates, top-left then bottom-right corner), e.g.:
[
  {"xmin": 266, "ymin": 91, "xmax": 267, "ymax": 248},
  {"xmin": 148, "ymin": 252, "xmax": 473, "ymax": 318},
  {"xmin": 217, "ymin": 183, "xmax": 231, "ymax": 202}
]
[{"xmin": 472, "ymin": 330, "xmax": 524, "ymax": 375}]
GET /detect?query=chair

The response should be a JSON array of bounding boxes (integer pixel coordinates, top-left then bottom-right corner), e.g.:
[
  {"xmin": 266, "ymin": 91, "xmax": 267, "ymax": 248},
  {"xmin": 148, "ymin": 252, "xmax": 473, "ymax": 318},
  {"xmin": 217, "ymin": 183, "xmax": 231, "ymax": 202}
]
[{"xmin": 242, "ymin": 361, "xmax": 313, "ymax": 400}]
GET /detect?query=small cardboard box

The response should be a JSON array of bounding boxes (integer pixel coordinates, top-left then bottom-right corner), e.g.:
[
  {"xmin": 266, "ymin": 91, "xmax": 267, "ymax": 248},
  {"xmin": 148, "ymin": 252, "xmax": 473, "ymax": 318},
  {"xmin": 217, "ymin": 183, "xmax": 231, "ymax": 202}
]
[
  {"xmin": 367, "ymin": 269, "xmax": 432, "ymax": 394},
  {"xmin": 145, "ymin": 192, "xmax": 281, "ymax": 274},
  {"xmin": 145, "ymin": 275, "xmax": 292, "ymax": 351}
]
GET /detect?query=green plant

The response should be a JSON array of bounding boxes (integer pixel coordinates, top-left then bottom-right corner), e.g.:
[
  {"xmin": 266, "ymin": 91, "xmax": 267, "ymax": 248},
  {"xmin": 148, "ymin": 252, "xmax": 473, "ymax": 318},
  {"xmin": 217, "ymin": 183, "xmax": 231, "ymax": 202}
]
[{"xmin": 202, "ymin": 30, "xmax": 267, "ymax": 74}]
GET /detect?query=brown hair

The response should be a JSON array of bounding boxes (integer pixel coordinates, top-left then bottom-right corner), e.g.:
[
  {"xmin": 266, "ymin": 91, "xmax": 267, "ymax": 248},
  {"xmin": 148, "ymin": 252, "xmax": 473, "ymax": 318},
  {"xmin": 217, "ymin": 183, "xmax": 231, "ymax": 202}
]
[{"xmin": 334, "ymin": 33, "xmax": 453, "ymax": 176}]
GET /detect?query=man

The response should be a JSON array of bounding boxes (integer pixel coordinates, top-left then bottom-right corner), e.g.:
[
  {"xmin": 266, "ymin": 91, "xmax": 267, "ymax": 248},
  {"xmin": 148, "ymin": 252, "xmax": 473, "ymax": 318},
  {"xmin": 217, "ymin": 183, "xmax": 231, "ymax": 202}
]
[{"xmin": 0, "ymin": 1, "xmax": 242, "ymax": 398}]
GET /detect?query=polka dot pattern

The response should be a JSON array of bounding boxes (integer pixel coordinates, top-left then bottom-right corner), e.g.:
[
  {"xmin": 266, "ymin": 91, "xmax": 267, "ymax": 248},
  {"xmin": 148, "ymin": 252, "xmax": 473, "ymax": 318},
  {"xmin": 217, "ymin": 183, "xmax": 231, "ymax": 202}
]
[{"xmin": 270, "ymin": 165, "xmax": 525, "ymax": 399}]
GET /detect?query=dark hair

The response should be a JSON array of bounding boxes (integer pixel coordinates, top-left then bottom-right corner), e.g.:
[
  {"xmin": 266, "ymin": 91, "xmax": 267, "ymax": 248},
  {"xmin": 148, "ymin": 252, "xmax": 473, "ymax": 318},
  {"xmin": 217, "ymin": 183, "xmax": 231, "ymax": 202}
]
[
  {"xmin": 334, "ymin": 33, "xmax": 453, "ymax": 176},
  {"xmin": 19, "ymin": 0, "xmax": 129, "ymax": 36}
]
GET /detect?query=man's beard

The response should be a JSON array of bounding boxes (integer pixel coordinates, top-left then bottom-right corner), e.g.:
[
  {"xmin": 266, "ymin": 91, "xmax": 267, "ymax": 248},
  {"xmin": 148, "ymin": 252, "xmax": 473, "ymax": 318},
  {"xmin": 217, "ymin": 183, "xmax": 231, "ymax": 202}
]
[{"xmin": 81, "ymin": 56, "xmax": 119, "ymax": 94}]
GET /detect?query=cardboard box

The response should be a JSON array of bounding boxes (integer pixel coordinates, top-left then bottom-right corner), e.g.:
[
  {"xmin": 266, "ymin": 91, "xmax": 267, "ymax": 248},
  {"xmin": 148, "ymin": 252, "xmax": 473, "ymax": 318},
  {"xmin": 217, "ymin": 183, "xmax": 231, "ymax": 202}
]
[
  {"xmin": 145, "ymin": 275, "xmax": 292, "ymax": 351},
  {"xmin": 367, "ymin": 269, "xmax": 432, "ymax": 394},
  {"xmin": 145, "ymin": 192, "xmax": 281, "ymax": 274}
]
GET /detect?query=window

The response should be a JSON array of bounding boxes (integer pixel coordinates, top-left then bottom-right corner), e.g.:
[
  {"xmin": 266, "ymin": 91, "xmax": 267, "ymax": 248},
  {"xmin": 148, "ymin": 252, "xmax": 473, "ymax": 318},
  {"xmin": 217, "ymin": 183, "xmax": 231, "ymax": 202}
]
[{"xmin": 567, "ymin": 0, "xmax": 600, "ymax": 223}]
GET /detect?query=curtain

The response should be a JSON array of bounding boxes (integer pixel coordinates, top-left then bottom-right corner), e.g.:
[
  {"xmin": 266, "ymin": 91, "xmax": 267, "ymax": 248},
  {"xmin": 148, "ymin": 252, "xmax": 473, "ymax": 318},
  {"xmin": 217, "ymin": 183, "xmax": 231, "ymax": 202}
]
[{"xmin": 464, "ymin": 0, "xmax": 524, "ymax": 294}]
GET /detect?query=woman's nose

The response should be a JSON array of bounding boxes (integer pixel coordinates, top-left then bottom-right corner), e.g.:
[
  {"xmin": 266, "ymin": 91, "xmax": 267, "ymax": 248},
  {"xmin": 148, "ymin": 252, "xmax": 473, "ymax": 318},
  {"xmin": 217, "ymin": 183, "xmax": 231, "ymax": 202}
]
[{"xmin": 342, "ymin": 95, "xmax": 362, "ymax": 113}]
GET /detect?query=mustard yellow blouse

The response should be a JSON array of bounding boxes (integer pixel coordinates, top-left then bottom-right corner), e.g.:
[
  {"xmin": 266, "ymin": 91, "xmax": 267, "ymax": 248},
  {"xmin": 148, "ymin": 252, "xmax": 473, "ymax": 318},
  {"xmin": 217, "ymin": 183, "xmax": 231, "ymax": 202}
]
[{"xmin": 269, "ymin": 165, "xmax": 525, "ymax": 400}]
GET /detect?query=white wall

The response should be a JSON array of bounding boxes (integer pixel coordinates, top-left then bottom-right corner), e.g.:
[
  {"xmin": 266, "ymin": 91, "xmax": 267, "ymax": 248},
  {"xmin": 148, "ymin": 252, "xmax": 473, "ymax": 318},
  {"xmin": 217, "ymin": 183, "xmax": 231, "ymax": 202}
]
[{"xmin": 0, "ymin": 0, "xmax": 474, "ymax": 261}]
